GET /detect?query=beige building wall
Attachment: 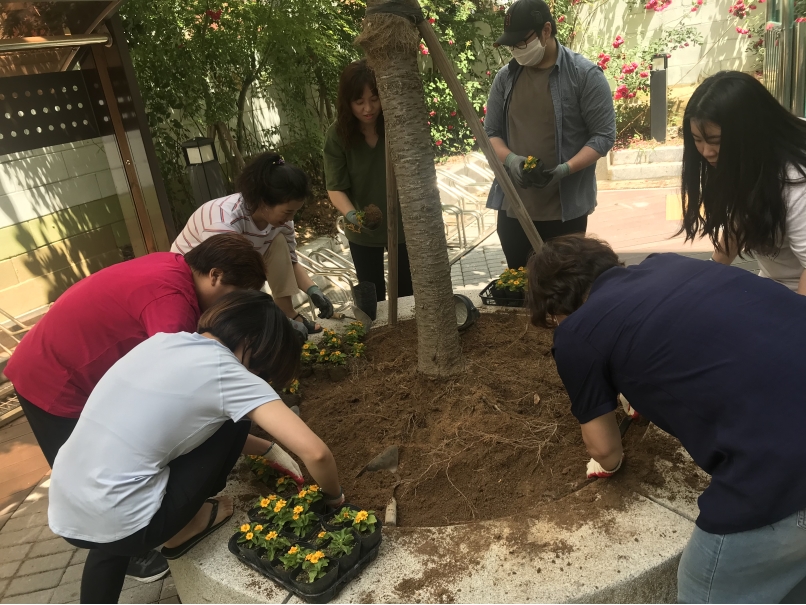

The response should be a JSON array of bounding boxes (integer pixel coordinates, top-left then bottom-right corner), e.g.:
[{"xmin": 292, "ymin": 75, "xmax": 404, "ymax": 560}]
[{"xmin": 0, "ymin": 139, "xmax": 134, "ymax": 318}]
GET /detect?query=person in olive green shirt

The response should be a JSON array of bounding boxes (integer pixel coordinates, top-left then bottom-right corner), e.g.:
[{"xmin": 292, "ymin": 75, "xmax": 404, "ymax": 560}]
[{"xmin": 324, "ymin": 59, "xmax": 413, "ymax": 301}]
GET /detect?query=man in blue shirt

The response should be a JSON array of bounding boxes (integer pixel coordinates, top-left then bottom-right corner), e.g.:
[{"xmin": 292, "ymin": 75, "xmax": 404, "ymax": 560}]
[
  {"xmin": 485, "ymin": 0, "xmax": 615, "ymax": 269},
  {"xmin": 526, "ymin": 234, "xmax": 806, "ymax": 603}
]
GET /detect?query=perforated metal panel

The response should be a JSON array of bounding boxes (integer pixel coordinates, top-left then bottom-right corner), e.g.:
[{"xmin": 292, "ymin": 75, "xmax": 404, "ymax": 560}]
[{"xmin": 0, "ymin": 70, "xmax": 101, "ymax": 154}]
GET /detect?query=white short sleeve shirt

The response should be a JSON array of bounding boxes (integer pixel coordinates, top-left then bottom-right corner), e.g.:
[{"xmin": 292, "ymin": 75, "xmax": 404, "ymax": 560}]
[
  {"xmin": 755, "ymin": 167, "xmax": 806, "ymax": 291},
  {"xmin": 48, "ymin": 332, "xmax": 279, "ymax": 543},
  {"xmin": 170, "ymin": 193, "xmax": 298, "ymax": 262}
]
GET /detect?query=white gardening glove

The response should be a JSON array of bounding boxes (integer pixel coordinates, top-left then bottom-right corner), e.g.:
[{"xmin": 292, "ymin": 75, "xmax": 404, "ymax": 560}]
[
  {"xmin": 586, "ymin": 455, "xmax": 624, "ymax": 479},
  {"xmin": 263, "ymin": 443, "xmax": 304, "ymax": 486},
  {"xmin": 619, "ymin": 394, "xmax": 639, "ymax": 420}
]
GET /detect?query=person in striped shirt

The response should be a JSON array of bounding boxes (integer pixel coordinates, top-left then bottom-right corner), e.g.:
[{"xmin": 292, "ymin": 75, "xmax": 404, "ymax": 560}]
[{"xmin": 172, "ymin": 153, "xmax": 333, "ymax": 338}]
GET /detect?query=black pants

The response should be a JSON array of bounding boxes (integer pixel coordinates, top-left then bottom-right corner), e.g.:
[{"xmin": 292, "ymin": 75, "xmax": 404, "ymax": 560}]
[
  {"xmin": 497, "ymin": 211, "xmax": 589, "ymax": 269},
  {"xmin": 17, "ymin": 392, "xmax": 79, "ymax": 467},
  {"xmin": 348, "ymin": 241, "xmax": 414, "ymax": 301},
  {"xmin": 66, "ymin": 419, "xmax": 250, "ymax": 603}
]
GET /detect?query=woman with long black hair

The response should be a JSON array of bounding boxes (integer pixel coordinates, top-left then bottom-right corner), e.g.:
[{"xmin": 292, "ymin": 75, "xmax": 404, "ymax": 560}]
[
  {"xmin": 680, "ymin": 70, "xmax": 806, "ymax": 293},
  {"xmin": 323, "ymin": 59, "xmax": 414, "ymax": 302}
]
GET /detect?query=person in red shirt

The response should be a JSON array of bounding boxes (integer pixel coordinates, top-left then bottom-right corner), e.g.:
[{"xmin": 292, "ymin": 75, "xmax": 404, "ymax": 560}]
[{"xmin": 4, "ymin": 233, "xmax": 290, "ymax": 584}]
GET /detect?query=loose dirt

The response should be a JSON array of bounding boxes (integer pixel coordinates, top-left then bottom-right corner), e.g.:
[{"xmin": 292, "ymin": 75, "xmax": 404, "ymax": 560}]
[{"xmin": 254, "ymin": 312, "xmax": 699, "ymax": 529}]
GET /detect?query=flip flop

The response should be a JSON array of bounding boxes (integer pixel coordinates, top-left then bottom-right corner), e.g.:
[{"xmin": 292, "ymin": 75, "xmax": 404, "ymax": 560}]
[
  {"xmin": 161, "ymin": 498, "xmax": 233, "ymax": 560},
  {"xmin": 293, "ymin": 313, "xmax": 323, "ymax": 335}
]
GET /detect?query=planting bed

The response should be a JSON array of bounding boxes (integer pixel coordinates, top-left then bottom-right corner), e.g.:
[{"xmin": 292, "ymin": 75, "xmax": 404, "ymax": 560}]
[
  {"xmin": 293, "ymin": 312, "xmax": 698, "ymax": 528},
  {"xmin": 170, "ymin": 295, "xmax": 709, "ymax": 603}
]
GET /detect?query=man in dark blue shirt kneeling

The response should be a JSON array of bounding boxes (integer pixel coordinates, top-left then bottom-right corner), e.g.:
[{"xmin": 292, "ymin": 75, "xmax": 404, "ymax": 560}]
[{"xmin": 526, "ymin": 234, "xmax": 806, "ymax": 603}]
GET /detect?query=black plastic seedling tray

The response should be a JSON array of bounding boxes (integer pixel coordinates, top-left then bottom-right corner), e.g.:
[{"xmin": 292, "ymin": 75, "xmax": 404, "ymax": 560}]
[
  {"xmin": 479, "ymin": 279, "xmax": 525, "ymax": 308},
  {"xmin": 227, "ymin": 532, "xmax": 381, "ymax": 604}
]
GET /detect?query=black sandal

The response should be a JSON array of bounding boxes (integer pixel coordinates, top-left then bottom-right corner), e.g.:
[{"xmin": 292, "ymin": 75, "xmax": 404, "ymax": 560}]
[
  {"xmin": 161, "ymin": 498, "xmax": 233, "ymax": 560},
  {"xmin": 293, "ymin": 313, "xmax": 322, "ymax": 334}
]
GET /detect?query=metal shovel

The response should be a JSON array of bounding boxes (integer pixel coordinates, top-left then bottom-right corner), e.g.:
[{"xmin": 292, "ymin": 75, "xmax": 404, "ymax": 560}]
[{"xmin": 356, "ymin": 445, "xmax": 399, "ymax": 478}]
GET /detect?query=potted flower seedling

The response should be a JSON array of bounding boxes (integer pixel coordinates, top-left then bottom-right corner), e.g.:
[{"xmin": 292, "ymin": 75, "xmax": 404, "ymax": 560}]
[
  {"xmin": 248, "ymin": 494, "xmax": 281, "ymax": 523},
  {"xmin": 273, "ymin": 544, "xmax": 307, "ymax": 583},
  {"xmin": 292, "ymin": 548, "xmax": 338, "ymax": 595},
  {"xmin": 522, "ymin": 155, "xmax": 551, "ymax": 188},
  {"xmin": 245, "ymin": 455, "xmax": 286, "ymax": 487},
  {"xmin": 350, "ymin": 343, "xmax": 365, "ymax": 359},
  {"xmin": 328, "ymin": 351, "xmax": 349, "ymax": 381},
  {"xmin": 258, "ymin": 529, "xmax": 292, "ymax": 573},
  {"xmin": 313, "ymin": 348, "xmax": 331, "ymax": 379},
  {"xmin": 285, "ymin": 504, "xmax": 318, "ymax": 540},
  {"xmin": 323, "ymin": 331, "xmax": 343, "ymax": 352},
  {"xmin": 280, "ymin": 379, "xmax": 302, "ymax": 407},
  {"xmin": 350, "ymin": 508, "xmax": 382, "ymax": 554},
  {"xmin": 488, "ymin": 267, "xmax": 527, "ymax": 307},
  {"xmin": 235, "ymin": 522, "xmax": 266, "ymax": 566},
  {"xmin": 299, "ymin": 343, "xmax": 317, "ymax": 377},
  {"xmin": 323, "ymin": 527, "xmax": 360, "ymax": 574},
  {"xmin": 267, "ymin": 497, "xmax": 295, "ymax": 533},
  {"xmin": 345, "ymin": 204, "xmax": 383, "ymax": 233},
  {"xmin": 293, "ymin": 484, "xmax": 325, "ymax": 515}
]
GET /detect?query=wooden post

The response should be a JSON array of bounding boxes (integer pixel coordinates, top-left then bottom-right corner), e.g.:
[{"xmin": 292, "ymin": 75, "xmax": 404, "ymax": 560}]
[
  {"xmin": 385, "ymin": 135, "xmax": 399, "ymax": 326},
  {"xmin": 417, "ymin": 19, "xmax": 544, "ymax": 253}
]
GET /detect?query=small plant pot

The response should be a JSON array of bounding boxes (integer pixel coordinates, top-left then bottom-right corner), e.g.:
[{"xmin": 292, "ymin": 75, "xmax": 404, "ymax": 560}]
[
  {"xmin": 299, "ymin": 365, "xmax": 313, "ymax": 379},
  {"xmin": 326, "ymin": 530, "xmax": 361, "ymax": 576},
  {"xmin": 308, "ymin": 499, "xmax": 327, "ymax": 515},
  {"xmin": 280, "ymin": 392, "xmax": 302, "ymax": 407},
  {"xmin": 246, "ymin": 507, "xmax": 271, "ymax": 524},
  {"xmin": 329, "ymin": 366, "xmax": 348, "ymax": 381},
  {"xmin": 322, "ymin": 504, "xmax": 362, "ymax": 531},
  {"xmin": 269, "ymin": 561, "xmax": 300, "ymax": 584},
  {"xmin": 356, "ymin": 523, "xmax": 382, "ymax": 556},
  {"xmin": 281, "ymin": 522, "xmax": 320, "ymax": 543},
  {"xmin": 312, "ymin": 364, "xmax": 329, "ymax": 379},
  {"xmin": 291, "ymin": 563, "xmax": 339, "ymax": 596},
  {"xmin": 236, "ymin": 543, "xmax": 265, "ymax": 568}
]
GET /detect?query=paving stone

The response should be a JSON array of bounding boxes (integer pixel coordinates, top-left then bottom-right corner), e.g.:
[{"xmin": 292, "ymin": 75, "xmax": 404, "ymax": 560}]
[
  {"xmin": 9, "ymin": 498, "xmax": 49, "ymax": 520},
  {"xmin": 18, "ymin": 551, "xmax": 74, "ymax": 577},
  {"xmin": 118, "ymin": 581, "xmax": 162, "ymax": 604},
  {"xmin": 38, "ymin": 527, "xmax": 58, "ymax": 542},
  {"xmin": 4, "ymin": 569, "xmax": 63, "ymax": 597},
  {"xmin": 159, "ymin": 597, "xmax": 180, "ymax": 604},
  {"xmin": 0, "ymin": 588, "xmax": 54, "ymax": 603},
  {"xmin": 159, "ymin": 576, "xmax": 176, "ymax": 600},
  {"xmin": 0, "ymin": 545, "xmax": 32, "ymax": 565},
  {"xmin": 59, "ymin": 564, "xmax": 82, "ymax": 586},
  {"xmin": 68, "ymin": 551, "xmax": 87, "ymax": 567},
  {"xmin": 1, "ymin": 512, "xmax": 48, "ymax": 534},
  {"xmin": 0, "ymin": 561, "xmax": 21, "ymax": 580},
  {"xmin": 0, "ymin": 579, "xmax": 7, "ymax": 597},
  {"xmin": 0, "ymin": 528, "xmax": 41, "ymax": 549},
  {"xmin": 51, "ymin": 580, "xmax": 80, "ymax": 604},
  {"xmin": 29, "ymin": 538, "xmax": 75, "ymax": 558}
]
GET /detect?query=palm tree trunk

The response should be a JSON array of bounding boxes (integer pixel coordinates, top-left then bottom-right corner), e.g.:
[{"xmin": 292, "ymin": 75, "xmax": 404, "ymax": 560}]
[{"xmin": 357, "ymin": 0, "xmax": 463, "ymax": 377}]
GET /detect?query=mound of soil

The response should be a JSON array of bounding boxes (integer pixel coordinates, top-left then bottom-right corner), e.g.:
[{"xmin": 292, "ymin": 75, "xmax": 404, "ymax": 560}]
[{"xmin": 255, "ymin": 313, "xmax": 700, "ymax": 527}]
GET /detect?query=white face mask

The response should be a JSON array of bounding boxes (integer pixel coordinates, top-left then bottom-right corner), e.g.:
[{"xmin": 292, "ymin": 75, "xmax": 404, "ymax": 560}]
[{"xmin": 511, "ymin": 36, "xmax": 545, "ymax": 67}]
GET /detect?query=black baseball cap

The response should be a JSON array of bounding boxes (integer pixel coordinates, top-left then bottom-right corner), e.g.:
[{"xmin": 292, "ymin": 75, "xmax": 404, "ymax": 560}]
[{"xmin": 494, "ymin": 0, "xmax": 555, "ymax": 47}]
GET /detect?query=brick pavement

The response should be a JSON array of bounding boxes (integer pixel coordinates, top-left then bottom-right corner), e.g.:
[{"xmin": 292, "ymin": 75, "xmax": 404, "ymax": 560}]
[{"xmin": 0, "ymin": 477, "xmax": 178, "ymax": 604}]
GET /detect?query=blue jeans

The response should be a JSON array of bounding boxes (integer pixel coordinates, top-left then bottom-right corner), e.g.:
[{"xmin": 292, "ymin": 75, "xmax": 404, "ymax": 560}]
[{"xmin": 678, "ymin": 510, "xmax": 806, "ymax": 603}]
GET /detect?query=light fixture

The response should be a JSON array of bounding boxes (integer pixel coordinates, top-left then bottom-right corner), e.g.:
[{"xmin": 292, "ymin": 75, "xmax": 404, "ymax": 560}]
[
  {"xmin": 454, "ymin": 294, "xmax": 480, "ymax": 331},
  {"xmin": 181, "ymin": 137, "xmax": 217, "ymax": 166},
  {"xmin": 651, "ymin": 53, "xmax": 668, "ymax": 71}
]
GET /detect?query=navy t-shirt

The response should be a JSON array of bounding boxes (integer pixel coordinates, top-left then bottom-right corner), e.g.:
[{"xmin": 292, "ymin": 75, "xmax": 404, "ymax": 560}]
[{"xmin": 552, "ymin": 253, "xmax": 806, "ymax": 534}]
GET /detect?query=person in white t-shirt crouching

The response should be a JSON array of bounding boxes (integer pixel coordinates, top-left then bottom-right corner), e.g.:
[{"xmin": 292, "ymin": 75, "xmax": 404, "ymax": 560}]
[
  {"xmin": 679, "ymin": 71, "xmax": 806, "ymax": 294},
  {"xmin": 172, "ymin": 153, "xmax": 335, "ymax": 339},
  {"xmin": 48, "ymin": 290, "xmax": 346, "ymax": 603}
]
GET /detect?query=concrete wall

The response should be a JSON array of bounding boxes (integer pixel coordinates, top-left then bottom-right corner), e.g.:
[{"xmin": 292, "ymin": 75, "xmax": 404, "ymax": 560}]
[
  {"xmin": 576, "ymin": 0, "xmax": 761, "ymax": 85},
  {"xmin": 0, "ymin": 139, "xmax": 133, "ymax": 317}
]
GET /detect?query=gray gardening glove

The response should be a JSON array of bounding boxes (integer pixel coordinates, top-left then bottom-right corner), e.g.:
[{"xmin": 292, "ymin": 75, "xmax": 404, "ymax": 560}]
[
  {"xmin": 345, "ymin": 210, "xmax": 360, "ymax": 226},
  {"xmin": 289, "ymin": 318, "xmax": 308, "ymax": 343},
  {"xmin": 504, "ymin": 153, "xmax": 527, "ymax": 188},
  {"xmin": 306, "ymin": 285, "xmax": 334, "ymax": 319},
  {"xmin": 542, "ymin": 162, "xmax": 571, "ymax": 188}
]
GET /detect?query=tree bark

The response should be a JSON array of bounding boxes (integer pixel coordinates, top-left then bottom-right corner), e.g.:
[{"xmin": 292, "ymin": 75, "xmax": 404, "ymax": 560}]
[
  {"xmin": 235, "ymin": 75, "xmax": 254, "ymax": 153},
  {"xmin": 357, "ymin": 0, "xmax": 463, "ymax": 377}
]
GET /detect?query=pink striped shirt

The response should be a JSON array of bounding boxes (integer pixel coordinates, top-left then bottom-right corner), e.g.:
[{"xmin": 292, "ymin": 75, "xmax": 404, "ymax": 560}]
[{"xmin": 171, "ymin": 194, "xmax": 298, "ymax": 262}]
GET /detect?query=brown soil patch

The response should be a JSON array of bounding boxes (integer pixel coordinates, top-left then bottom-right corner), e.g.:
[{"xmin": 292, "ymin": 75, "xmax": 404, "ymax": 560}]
[{"xmin": 287, "ymin": 312, "xmax": 694, "ymax": 528}]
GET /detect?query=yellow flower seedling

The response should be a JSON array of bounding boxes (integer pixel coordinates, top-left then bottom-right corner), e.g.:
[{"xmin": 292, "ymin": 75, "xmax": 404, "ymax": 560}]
[
  {"xmin": 254, "ymin": 524, "xmax": 263, "ymax": 532},
  {"xmin": 245, "ymin": 532, "xmax": 253, "ymax": 540},
  {"xmin": 260, "ymin": 498, "xmax": 270, "ymax": 508},
  {"xmin": 267, "ymin": 531, "xmax": 278, "ymax": 540},
  {"xmin": 240, "ymin": 523, "xmax": 250, "ymax": 533}
]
